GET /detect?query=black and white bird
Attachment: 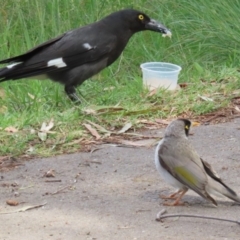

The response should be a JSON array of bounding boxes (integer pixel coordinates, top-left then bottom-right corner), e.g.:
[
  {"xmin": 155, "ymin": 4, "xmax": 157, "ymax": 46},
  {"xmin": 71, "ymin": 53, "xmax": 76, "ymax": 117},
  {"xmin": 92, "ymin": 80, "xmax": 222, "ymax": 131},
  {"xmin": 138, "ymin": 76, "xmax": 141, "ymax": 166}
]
[
  {"xmin": 155, "ymin": 119, "xmax": 240, "ymax": 206},
  {"xmin": 0, "ymin": 9, "xmax": 171, "ymax": 102}
]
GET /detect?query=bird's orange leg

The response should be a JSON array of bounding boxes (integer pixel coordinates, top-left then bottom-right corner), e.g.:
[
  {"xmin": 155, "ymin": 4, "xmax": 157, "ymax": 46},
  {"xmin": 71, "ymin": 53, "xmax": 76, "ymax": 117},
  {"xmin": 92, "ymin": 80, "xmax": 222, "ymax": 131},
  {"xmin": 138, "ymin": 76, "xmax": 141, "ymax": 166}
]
[
  {"xmin": 160, "ymin": 189, "xmax": 183, "ymax": 200},
  {"xmin": 163, "ymin": 189, "xmax": 188, "ymax": 206}
]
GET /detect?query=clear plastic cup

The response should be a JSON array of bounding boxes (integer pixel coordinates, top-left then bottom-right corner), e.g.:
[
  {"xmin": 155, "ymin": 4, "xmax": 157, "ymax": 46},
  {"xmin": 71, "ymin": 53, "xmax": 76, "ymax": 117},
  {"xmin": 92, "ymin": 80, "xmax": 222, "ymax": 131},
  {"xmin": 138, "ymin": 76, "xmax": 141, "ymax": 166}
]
[{"xmin": 140, "ymin": 62, "xmax": 182, "ymax": 91}]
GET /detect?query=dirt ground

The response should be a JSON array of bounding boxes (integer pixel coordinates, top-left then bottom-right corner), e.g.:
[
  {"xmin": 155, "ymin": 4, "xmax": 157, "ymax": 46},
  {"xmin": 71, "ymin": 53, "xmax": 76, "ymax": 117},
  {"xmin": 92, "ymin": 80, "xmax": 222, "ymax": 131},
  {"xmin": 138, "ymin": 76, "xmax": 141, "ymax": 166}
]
[{"xmin": 1, "ymin": 118, "xmax": 240, "ymax": 240}]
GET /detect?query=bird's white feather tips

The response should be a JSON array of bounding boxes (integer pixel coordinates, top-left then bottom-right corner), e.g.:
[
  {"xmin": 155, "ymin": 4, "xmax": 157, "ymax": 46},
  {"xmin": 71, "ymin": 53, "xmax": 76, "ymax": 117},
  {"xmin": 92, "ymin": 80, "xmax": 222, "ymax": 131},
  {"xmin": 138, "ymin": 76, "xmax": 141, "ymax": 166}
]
[
  {"xmin": 47, "ymin": 58, "xmax": 67, "ymax": 68},
  {"xmin": 83, "ymin": 43, "xmax": 92, "ymax": 50},
  {"xmin": 7, "ymin": 62, "xmax": 22, "ymax": 69}
]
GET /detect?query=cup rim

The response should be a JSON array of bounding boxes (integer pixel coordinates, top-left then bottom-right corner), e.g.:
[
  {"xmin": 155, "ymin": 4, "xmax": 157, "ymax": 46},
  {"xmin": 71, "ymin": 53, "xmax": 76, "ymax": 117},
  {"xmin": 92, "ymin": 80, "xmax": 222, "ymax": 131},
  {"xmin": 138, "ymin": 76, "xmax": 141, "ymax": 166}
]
[{"xmin": 140, "ymin": 62, "xmax": 182, "ymax": 73}]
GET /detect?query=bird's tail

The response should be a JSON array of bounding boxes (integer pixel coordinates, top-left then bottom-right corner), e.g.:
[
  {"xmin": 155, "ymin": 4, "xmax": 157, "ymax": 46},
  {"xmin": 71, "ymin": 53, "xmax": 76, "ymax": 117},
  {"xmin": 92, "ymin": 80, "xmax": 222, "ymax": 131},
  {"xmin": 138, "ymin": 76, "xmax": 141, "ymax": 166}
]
[
  {"xmin": 0, "ymin": 67, "xmax": 11, "ymax": 82},
  {"xmin": 0, "ymin": 63, "xmax": 24, "ymax": 82},
  {"xmin": 0, "ymin": 62, "xmax": 54, "ymax": 82},
  {"xmin": 207, "ymin": 177, "xmax": 240, "ymax": 204}
]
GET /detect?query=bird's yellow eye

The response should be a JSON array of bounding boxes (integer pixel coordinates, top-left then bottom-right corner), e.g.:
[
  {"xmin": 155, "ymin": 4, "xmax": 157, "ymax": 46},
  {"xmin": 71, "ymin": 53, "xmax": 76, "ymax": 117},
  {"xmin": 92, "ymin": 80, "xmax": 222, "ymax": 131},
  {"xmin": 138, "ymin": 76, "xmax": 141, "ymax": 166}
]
[
  {"xmin": 138, "ymin": 14, "xmax": 144, "ymax": 20},
  {"xmin": 185, "ymin": 125, "xmax": 189, "ymax": 130}
]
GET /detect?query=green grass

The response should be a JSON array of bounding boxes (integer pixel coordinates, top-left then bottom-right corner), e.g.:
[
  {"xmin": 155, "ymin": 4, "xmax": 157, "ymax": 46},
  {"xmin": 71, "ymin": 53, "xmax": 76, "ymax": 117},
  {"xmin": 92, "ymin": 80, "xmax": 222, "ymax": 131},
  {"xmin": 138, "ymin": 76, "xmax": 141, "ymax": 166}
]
[{"xmin": 0, "ymin": 0, "xmax": 240, "ymax": 157}]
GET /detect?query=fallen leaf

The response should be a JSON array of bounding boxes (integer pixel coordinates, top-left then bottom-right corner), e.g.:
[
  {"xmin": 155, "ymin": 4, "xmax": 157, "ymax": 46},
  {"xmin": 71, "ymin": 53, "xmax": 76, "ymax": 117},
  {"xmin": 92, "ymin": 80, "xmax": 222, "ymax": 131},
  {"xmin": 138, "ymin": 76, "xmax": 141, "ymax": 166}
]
[
  {"xmin": 6, "ymin": 199, "xmax": 19, "ymax": 206},
  {"xmin": 192, "ymin": 121, "xmax": 201, "ymax": 126},
  {"xmin": 26, "ymin": 146, "xmax": 35, "ymax": 153},
  {"xmin": 0, "ymin": 87, "xmax": 5, "ymax": 99},
  {"xmin": 0, "ymin": 105, "xmax": 7, "ymax": 113},
  {"xmin": 119, "ymin": 139, "xmax": 158, "ymax": 147},
  {"xmin": 0, "ymin": 202, "xmax": 47, "ymax": 214},
  {"xmin": 235, "ymin": 106, "xmax": 240, "ymax": 112},
  {"xmin": 146, "ymin": 89, "xmax": 158, "ymax": 97},
  {"xmin": 155, "ymin": 119, "xmax": 171, "ymax": 125},
  {"xmin": 28, "ymin": 93, "xmax": 35, "ymax": 100},
  {"xmin": 103, "ymin": 86, "xmax": 115, "ymax": 91},
  {"xmin": 5, "ymin": 126, "xmax": 18, "ymax": 133},
  {"xmin": 198, "ymin": 95, "xmax": 214, "ymax": 102},
  {"xmin": 232, "ymin": 90, "xmax": 240, "ymax": 95},
  {"xmin": 44, "ymin": 169, "xmax": 55, "ymax": 178},
  {"xmin": 179, "ymin": 83, "xmax": 188, "ymax": 88},
  {"xmin": 86, "ymin": 120, "xmax": 111, "ymax": 134},
  {"xmin": 30, "ymin": 129, "xmax": 36, "ymax": 134},
  {"xmin": 38, "ymin": 132, "xmax": 47, "ymax": 141},
  {"xmin": 83, "ymin": 123, "xmax": 101, "ymax": 140},
  {"xmin": 0, "ymin": 156, "xmax": 9, "ymax": 163},
  {"xmin": 40, "ymin": 118, "xmax": 54, "ymax": 132},
  {"xmin": 118, "ymin": 122, "xmax": 132, "ymax": 134},
  {"xmin": 83, "ymin": 105, "xmax": 125, "ymax": 115},
  {"xmin": 38, "ymin": 119, "xmax": 55, "ymax": 141}
]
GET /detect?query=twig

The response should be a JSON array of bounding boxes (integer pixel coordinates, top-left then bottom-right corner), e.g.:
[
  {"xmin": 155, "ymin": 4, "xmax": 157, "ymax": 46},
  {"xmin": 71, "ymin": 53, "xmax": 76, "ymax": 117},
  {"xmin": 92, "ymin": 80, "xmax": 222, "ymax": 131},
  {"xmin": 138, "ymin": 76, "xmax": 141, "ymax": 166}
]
[
  {"xmin": 50, "ymin": 184, "xmax": 73, "ymax": 195},
  {"xmin": 156, "ymin": 209, "xmax": 240, "ymax": 225},
  {"xmin": 45, "ymin": 180, "xmax": 62, "ymax": 183}
]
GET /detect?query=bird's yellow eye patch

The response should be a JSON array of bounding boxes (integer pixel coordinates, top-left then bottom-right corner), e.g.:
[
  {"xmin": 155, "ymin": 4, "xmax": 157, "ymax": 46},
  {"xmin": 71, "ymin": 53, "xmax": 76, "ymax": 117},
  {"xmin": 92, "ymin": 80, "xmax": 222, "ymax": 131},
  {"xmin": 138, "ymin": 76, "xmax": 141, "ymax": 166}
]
[
  {"xmin": 138, "ymin": 14, "xmax": 144, "ymax": 20},
  {"xmin": 185, "ymin": 125, "xmax": 189, "ymax": 130}
]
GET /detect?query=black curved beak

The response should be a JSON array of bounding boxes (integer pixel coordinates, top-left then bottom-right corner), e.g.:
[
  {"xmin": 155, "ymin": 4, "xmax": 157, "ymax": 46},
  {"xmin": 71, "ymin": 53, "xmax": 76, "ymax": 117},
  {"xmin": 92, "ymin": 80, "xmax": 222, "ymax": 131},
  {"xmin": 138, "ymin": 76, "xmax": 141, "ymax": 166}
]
[{"xmin": 145, "ymin": 19, "xmax": 172, "ymax": 38}]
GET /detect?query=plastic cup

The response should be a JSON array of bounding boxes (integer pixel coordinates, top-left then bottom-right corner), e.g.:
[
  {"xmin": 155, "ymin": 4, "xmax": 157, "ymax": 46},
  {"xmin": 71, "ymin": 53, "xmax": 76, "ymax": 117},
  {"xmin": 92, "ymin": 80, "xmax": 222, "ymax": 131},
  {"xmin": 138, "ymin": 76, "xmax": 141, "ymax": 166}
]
[{"xmin": 140, "ymin": 62, "xmax": 182, "ymax": 91}]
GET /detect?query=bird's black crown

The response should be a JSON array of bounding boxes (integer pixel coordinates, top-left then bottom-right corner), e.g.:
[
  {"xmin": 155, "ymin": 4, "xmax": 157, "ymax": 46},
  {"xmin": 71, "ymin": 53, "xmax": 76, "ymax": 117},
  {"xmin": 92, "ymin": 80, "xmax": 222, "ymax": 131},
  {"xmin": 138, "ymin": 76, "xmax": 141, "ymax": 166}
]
[{"xmin": 178, "ymin": 118, "xmax": 191, "ymax": 136}]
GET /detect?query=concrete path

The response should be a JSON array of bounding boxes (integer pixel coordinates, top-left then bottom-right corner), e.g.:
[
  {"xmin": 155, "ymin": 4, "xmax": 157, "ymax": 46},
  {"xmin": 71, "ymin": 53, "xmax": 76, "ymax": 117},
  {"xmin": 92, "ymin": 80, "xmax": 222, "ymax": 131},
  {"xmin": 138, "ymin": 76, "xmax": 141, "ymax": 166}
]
[{"xmin": 1, "ymin": 118, "xmax": 240, "ymax": 240}]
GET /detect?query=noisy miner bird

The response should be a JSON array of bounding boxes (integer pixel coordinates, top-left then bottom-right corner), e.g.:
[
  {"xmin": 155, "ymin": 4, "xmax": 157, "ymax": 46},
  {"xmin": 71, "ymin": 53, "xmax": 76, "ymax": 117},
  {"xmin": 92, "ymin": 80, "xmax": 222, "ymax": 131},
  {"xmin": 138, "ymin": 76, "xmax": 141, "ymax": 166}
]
[
  {"xmin": 155, "ymin": 118, "xmax": 240, "ymax": 206},
  {"xmin": 0, "ymin": 9, "xmax": 171, "ymax": 102}
]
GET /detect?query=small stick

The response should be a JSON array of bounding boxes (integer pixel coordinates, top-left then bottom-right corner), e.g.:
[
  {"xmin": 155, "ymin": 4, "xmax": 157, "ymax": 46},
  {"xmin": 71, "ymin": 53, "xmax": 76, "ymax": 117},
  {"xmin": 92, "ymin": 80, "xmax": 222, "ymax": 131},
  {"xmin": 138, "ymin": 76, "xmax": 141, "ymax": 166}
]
[
  {"xmin": 156, "ymin": 209, "xmax": 240, "ymax": 225},
  {"xmin": 45, "ymin": 180, "xmax": 62, "ymax": 183},
  {"xmin": 50, "ymin": 185, "xmax": 73, "ymax": 195}
]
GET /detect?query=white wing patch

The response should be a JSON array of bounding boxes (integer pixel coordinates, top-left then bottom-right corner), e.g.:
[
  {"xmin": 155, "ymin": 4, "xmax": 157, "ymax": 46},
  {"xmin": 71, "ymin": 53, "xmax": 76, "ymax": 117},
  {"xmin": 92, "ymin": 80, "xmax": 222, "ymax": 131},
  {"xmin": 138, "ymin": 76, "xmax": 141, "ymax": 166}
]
[
  {"xmin": 83, "ymin": 43, "xmax": 92, "ymax": 50},
  {"xmin": 7, "ymin": 62, "xmax": 22, "ymax": 69},
  {"xmin": 47, "ymin": 58, "xmax": 67, "ymax": 68}
]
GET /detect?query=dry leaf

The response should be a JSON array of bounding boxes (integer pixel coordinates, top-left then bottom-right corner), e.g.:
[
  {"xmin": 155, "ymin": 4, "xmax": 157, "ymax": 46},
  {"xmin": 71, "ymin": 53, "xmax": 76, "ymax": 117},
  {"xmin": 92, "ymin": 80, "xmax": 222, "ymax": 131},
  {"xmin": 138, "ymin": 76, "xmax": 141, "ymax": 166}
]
[
  {"xmin": 192, "ymin": 121, "xmax": 201, "ymax": 127},
  {"xmin": 38, "ymin": 132, "xmax": 47, "ymax": 141},
  {"xmin": 137, "ymin": 120, "xmax": 158, "ymax": 126},
  {"xmin": 28, "ymin": 93, "xmax": 35, "ymax": 100},
  {"xmin": 38, "ymin": 119, "xmax": 55, "ymax": 141},
  {"xmin": 44, "ymin": 169, "xmax": 55, "ymax": 178},
  {"xmin": 118, "ymin": 122, "xmax": 132, "ymax": 134},
  {"xmin": 86, "ymin": 120, "xmax": 111, "ymax": 134},
  {"xmin": 103, "ymin": 86, "xmax": 115, "ymax": 91},
  {"xmin": 0, "ymin": 105, "xmax": 7, "ymax": 113},
  {"xmin": 82, "ymin": 108, "xmax": 97, "ymax": 115},
  {"xmin": 179, "ymin": 83, "xmax": 188, "ymax": 88},
  {"xmin": 30, "ymin": 129, "xmax": 36, "ymax": 134},
  {"xmin": 119, "ymin": 139, "xmax": 158, "ymax": 147},
  {"xmin": 232, "ymin": 90, "xmax": 240, "ymax": 95},
  {"xmin": 0, "ymin": 87, "xmax": 5, "ymax": 99},
  {"xmin": 0, "ymin": 156, "xmax": 9, "ymax": 162},
  {"xmin": 198, "ymin": 95, "xmax": 214, "ymax": 102},
  {"xmin": 83, "ymin": 123, "xmax": 101, "ymax": 140},
  {"xmin": 155, "ymin": 119, "xmax": 171, "ymax": 125},
  {"xmin": 235, "ymin": 106, "xmax": 240, "ymax": 112},
  {"xmin": 26, "ymin": 146, "xmax": 35, "ymax": 153},
  {"xmin": 82, "ymin": 105, "xmax": 124, "ymax": 115},
  {"xmin": 40, "ymin": 118, "xmax": 54, "ymax": 132},
  {"xmin": 6, "ymin": 199, "xmax": 19, "ymax": 206},
  {"xmin": 0, "ymin": 202, "xmax": 47, "ymax": 214},
  {"xmin": 5, "ymin": 126, "xmax": 18, "ymax": 133},
  {"xmin": 146, "ymin": 89, "xmax": 158, "ymax": 97}
]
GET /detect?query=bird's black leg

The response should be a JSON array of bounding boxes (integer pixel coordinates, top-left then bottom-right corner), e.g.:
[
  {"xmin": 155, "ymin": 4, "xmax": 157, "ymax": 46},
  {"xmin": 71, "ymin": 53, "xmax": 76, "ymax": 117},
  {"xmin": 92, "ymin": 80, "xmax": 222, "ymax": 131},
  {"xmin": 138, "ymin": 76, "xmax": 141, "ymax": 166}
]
[{"xmin": 64, "ymin": 85, "xmax": 81, "ymax": 103}]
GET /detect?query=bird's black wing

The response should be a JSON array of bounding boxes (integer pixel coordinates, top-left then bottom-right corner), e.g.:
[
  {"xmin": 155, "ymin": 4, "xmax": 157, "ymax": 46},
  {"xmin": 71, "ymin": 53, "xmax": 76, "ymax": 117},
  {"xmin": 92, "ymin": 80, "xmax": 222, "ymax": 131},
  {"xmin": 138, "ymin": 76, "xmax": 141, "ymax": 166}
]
[
  {"xmin": 0, "ymin": 33, "xmax": 68, "ymax": 64},
  {"xmin": 0, "ymin": 25, "xmax": 117, "ymax": 80}
]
